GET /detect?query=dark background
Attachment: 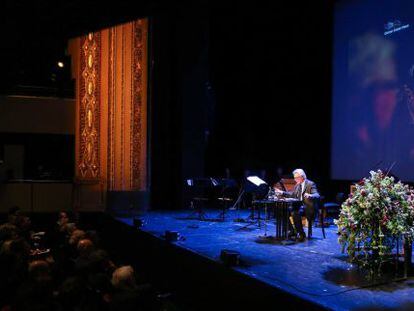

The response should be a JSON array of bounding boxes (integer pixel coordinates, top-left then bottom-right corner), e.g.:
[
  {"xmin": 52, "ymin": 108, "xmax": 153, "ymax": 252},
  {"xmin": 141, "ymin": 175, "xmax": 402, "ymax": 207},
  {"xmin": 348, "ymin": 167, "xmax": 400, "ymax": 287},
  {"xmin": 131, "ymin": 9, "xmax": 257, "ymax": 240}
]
[{"xmin": 2, "ymin": 0, "xmax": 338, "ymax": 209}]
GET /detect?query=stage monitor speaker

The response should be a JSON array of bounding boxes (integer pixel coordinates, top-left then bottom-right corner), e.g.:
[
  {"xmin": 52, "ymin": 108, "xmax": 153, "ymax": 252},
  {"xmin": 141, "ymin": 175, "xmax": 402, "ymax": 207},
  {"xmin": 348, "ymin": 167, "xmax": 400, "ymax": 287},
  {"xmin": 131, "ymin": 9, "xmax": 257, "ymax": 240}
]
[
  {"xmin": 133, "ymin": 217, "xmax": 144, "ymax": 228},
  {"xmin": 220, "ymin": 249, "xmax": 240, "ymax": 266},
  {"xmin": 165, "ymin": 230, "xmax": 180, "ymax": 242}
]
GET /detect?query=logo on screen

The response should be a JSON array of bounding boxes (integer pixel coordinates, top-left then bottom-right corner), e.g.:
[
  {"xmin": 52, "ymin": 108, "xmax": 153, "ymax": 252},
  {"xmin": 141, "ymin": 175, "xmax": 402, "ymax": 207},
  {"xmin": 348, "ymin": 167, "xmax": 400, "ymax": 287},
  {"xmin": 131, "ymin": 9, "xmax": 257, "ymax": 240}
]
[
  {"xmin": 384, "ymin": 20, "xmax": 409, "ymax": 36},
  {"xmin": 384, "ymin": 20, "xmax": 401, "ymax": 31}
]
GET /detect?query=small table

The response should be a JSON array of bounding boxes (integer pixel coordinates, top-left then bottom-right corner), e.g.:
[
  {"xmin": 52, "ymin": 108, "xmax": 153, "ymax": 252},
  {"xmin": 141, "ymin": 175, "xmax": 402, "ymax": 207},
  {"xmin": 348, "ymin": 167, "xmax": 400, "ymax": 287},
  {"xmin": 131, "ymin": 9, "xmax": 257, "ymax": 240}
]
[{"xmin": 253, "ymin": 198, "xmax": 302, "ymax": 241}]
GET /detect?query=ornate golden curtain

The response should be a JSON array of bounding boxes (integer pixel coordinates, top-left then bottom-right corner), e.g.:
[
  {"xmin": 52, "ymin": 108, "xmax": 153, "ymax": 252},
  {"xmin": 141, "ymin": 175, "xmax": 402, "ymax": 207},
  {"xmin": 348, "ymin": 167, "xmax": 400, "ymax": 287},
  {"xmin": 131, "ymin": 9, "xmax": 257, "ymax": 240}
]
[{"xmin": 70, "ymin": 18, "xmax": 148, "ymax": 197}]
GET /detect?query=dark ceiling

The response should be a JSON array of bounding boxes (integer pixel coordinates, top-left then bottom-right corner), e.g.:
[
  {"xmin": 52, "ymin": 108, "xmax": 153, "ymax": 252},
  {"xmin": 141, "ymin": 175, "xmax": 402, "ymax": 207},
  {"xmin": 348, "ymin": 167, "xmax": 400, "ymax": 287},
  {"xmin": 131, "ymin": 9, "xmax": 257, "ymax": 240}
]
[
  {"xmin": 2, "ymin": 1, "xmax": 333, "ymax": 96},
  {"xmin": 2, "ymin": 0, "xmax": 166, "ymax": 94}
]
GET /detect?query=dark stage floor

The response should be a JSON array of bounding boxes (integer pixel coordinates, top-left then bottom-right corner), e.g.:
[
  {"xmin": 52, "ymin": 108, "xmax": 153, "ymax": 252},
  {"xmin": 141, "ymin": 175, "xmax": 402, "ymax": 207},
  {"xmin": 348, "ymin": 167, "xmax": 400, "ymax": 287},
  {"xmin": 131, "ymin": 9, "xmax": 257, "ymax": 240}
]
[{"xmin": 116, "ymin": 209, "xmax": 414, "ymax": 310}]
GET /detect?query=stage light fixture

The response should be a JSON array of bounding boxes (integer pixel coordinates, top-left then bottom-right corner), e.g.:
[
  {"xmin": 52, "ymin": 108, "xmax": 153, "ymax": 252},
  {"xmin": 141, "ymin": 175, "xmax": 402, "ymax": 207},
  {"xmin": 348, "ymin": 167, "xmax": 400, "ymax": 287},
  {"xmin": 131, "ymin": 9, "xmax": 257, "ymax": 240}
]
[
  {"xmin": 165, "ymin": 230, "xmax": 180, "ymax": 242},
  {"xmin": 133, "ymin": 217, "xmax": 144, "ymax": 228},
  {"xmin": 57, "ymin": 61, "xmax": 64, "ymax": 68},
  {"xmin": 220, "ymin": 249, "xmax": 240, "ymax": 266}
]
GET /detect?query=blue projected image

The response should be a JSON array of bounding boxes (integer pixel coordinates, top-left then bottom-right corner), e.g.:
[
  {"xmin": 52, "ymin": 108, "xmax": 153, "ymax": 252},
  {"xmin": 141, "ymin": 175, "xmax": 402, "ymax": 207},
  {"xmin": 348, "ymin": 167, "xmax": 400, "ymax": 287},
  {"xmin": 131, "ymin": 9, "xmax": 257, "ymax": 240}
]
[{"xmin": 332, "ymin": 0, "xmax": 414, "ymax": 181}]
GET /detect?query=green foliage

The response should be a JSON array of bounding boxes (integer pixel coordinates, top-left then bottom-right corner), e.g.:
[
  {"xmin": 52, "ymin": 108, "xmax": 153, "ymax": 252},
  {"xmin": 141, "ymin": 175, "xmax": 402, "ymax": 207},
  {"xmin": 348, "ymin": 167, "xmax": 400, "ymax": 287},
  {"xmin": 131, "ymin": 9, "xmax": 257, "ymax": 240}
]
[{"xmin": 335, "ymin": 170, "xmax": 414, "ymax": 275}]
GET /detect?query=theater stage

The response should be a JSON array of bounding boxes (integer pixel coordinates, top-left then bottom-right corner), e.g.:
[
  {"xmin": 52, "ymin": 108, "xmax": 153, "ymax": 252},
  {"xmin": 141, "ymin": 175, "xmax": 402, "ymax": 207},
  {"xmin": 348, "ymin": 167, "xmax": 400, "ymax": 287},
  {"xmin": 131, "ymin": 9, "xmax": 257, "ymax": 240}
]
[{"xmin": 114, "ymin": 209, "xmax": 414, "ymax": 310}]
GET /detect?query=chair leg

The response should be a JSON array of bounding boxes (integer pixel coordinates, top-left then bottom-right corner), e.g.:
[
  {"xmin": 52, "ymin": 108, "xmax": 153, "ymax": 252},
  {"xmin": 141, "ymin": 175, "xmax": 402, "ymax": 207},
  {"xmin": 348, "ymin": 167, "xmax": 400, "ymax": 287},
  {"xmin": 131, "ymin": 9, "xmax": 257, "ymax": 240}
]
[
  {"xmin": 307, "ymin": 218, "xmax": 312, "ymax": 238},
  {"xmin": 321, "ymin": 209, "xmax": 326, "ymax": 239}
]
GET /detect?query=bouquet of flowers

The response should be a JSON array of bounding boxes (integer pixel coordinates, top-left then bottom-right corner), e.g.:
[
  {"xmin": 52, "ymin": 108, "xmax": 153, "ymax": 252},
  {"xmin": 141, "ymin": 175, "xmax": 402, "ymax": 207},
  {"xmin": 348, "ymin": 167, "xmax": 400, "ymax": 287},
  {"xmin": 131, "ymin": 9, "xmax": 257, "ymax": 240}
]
[{"xmin": 335, "ymin": 170, "xmax": 414, "ymax": 273}]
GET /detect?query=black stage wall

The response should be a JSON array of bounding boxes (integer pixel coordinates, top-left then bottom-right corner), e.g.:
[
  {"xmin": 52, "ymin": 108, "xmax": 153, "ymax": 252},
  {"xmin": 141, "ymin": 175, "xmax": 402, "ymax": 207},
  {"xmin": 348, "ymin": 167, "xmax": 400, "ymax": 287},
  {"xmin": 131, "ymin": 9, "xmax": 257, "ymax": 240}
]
[
  {"xmin": 150, "ymin": 1, "xmax": 336, "ymax": 210},
  {"xmin": 150, "ymin": 4, "xmax": 212, "ymax": 210}
]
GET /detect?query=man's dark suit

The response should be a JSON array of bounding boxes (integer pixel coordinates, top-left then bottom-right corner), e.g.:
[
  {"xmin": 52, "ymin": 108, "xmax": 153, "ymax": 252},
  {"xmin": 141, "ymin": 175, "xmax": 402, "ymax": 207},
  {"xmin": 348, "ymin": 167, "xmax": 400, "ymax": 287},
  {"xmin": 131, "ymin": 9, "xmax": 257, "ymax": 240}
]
[{"xmin": 282, "ymin": 179, "xmax": 320, "ymax": 237}]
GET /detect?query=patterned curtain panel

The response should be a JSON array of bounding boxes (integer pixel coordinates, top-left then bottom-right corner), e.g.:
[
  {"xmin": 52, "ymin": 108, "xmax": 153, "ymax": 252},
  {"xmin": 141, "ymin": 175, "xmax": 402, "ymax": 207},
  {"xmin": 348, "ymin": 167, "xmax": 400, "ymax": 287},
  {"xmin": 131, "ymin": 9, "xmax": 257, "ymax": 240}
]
[{"xmin": 71, "ymin": 18, "xmax": 148, "ymax": 192}]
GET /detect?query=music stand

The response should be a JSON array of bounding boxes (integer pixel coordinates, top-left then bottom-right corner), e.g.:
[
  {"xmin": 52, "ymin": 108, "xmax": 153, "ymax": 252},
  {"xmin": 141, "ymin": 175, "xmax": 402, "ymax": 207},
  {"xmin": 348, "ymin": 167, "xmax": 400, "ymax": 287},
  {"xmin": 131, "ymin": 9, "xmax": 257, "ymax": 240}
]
[
  {"xmin": 214, "ymin": 178, "xmax": 238, "ymax": 221},
  {"xmin": 182, "ymin": 178, "xmax": 215, "ymax": 220},
  {"xmin": 236, "ymin": 176, "xmax": 270, "ymax": 230}
]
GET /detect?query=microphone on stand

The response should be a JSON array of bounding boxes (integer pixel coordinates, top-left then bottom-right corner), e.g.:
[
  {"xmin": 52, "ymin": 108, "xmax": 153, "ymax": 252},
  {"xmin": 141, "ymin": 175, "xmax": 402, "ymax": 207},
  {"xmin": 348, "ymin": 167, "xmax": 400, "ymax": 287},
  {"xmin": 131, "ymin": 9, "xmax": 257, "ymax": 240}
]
[{"xmin": 385, "ymin": 161, "xmax": 397, "ymax": 177}]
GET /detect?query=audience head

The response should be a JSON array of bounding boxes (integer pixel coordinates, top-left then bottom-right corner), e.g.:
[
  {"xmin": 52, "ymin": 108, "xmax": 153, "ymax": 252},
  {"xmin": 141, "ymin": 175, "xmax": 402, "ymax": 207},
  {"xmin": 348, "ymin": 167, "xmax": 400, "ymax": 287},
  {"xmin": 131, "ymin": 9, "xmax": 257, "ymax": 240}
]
[
  {"xmin": 69, "ymin": 229, "xmax": 86, "ymax": 246},
  {"xmin": 77, "ymin": 238, "xmax": 94, "ymax": 256},
  {"xmin": 7, "ymin": 205, "xmax": 21, "ymax": 225},
  {"xmin": 58, "ymin": 211, "xmax": 70, "ymax": 226},
  {"xmin": 61, "ymin": 222, "xmax": 77, "ymax": 234},
  {"xmin": 0, "ymin": 223, "xmax": 19, "ymax": 242},
  {"xmin": 28, "ymin": 260, "xmax": 51, "ymax": 283},
  {"xmin": 1, "ymin": 238, "xmax": 30, "ymax": 258},
  {"xmin": 85, "ymin": 230, "xmax": 100, "ymax": 246},
  {"xmin": 7, "ymin": 206, "xmax": 32, "ymax": 234},
  {"xmin": 0, "ymin": 239, "xmax": 13, "ymax": 255},
  {"xmin": 8, "ymin": 205, "xmax": 21, "ymax": 217},
  {"xmin": 111, "ymin": 265, "xmax": 137, "ymax": 290},
  {"xmin": 16, "ymin": 215, "xmax": 31, "ymax": 232}
]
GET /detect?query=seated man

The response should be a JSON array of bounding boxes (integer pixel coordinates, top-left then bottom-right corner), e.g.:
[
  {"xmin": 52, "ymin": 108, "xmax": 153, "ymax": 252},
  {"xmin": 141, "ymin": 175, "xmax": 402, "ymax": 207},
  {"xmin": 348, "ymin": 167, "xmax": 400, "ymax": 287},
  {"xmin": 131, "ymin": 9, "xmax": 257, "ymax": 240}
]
[{"xmin": 275, "ymin": 168, "xmax": 320, "ymax": 242}]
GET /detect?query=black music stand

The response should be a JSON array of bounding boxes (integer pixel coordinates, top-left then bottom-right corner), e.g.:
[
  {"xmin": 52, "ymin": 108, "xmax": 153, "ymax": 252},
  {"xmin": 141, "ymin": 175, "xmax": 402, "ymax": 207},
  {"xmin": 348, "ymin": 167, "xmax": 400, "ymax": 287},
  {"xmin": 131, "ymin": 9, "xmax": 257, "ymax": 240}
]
[
  {"xmin": 182, "ymin": 178, "xmax": 215, "ymax": 220},
  {"xmin": 236, "ymin": 176, "xmax": 270, "ymax": 230},
  {"xmin": 214, "ymin": 178, "xmax": 238, "ymax": 221}
]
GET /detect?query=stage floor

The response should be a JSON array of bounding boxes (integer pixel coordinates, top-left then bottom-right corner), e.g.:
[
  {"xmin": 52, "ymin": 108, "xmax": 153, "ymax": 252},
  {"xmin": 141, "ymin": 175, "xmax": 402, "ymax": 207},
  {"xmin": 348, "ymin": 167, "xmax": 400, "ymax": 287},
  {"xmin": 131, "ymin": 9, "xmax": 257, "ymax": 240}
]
[{"xmin": 116, "ymin": 209, "xmax": 414, "ymax": 310}]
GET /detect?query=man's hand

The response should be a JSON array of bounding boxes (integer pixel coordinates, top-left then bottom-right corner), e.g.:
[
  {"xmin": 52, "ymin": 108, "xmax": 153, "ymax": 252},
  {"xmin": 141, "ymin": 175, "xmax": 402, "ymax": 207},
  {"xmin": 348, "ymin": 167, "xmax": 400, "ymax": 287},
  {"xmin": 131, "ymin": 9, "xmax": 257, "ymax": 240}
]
[
  {"xmin": 303, "ymin": 193, "xmax": 312, "ymax": 199},
  {"xmin": 274, "ymin": 188, "xmax": 283, "ymax": 195}
]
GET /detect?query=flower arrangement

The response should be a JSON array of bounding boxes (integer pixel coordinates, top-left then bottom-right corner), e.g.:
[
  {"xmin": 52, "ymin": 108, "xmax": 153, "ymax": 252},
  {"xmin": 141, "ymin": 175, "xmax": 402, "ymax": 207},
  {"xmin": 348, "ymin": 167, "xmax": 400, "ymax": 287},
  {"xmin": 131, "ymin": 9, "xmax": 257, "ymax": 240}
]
[{"xmin": 335, "ymin": 170, "xmax": 414, "ymax": 274}]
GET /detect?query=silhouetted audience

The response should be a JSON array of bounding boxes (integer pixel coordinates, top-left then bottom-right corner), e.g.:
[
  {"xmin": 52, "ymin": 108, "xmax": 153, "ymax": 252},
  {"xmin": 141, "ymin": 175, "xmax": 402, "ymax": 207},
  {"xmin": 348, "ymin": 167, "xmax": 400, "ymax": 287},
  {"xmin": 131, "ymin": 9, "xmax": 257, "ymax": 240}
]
[
  {"xmin": 13, "ymin": 260, "xmax": 57, "ymax": 311},
  {"xmin": 0, "ymin": 208, "xmax": 161, "ymax": 311}
]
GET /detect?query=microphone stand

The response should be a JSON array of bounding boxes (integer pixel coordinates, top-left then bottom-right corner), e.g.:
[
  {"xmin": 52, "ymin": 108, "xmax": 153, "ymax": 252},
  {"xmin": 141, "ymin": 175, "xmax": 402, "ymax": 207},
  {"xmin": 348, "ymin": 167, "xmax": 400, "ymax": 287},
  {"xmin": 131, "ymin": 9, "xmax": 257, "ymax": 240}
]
[{"xmin": 385, "ymin": 161, "xmax": 397, "ymax": 177}]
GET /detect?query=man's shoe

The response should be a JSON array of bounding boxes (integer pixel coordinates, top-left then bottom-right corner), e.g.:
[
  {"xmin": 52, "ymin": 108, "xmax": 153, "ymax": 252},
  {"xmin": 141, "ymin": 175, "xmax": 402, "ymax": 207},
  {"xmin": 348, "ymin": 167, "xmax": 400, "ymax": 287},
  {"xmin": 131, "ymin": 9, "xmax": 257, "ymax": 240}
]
[{"xmin": 296, "ymin": 232, "xmax": 306, "ymax": 242}]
